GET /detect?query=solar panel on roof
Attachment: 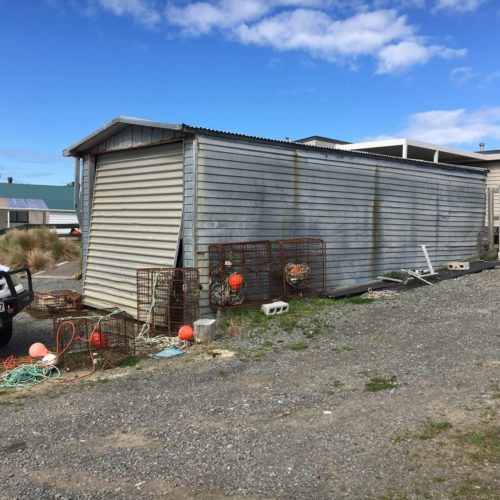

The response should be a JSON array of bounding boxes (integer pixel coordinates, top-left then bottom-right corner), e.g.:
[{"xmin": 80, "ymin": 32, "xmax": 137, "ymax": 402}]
[
  {"xmin": 26, "ymin": 199, "xmax": 48, "ymax": 210},
  {"xmin": 8, "ymin": 198, "xmax": 28, "ymax": 209}
]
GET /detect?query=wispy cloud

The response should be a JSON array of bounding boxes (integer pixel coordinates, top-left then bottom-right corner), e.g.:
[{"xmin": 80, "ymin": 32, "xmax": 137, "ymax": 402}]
[
  {"xmin": 394, "ymin": 107, "xmax": 500, "ymax": 146},
  {"xmin": 450, "ymin": 65, "xmax": 477, "ymax": 85},
  {"xmin": 97, "ymin": 0, "xmax": 161, "ymax": 27},
  {"xmin": 68, "ymin": 1, "xmax": 468, "ymax": 73},
  {"xmin": 165, "ymin": 2, "xmax": 466, "ymax": 73},
  {"xmin": 433, "ymin": 0, "xmax": 487, "ymax": 13}
]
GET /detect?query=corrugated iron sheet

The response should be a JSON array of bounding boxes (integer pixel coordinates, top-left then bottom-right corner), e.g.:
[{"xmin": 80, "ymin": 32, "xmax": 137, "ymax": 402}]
[{"xmin": 83, "ymin": 142, "xmax": 183, "ymax": 315}]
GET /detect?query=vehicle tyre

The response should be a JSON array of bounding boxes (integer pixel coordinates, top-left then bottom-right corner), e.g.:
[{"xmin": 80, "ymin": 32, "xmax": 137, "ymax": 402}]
[{"xmin": 0, "ymin": 320, "xmax": 13, "ymax": 348}]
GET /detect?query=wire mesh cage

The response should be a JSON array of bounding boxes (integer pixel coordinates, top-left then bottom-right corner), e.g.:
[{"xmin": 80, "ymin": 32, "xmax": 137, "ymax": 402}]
[
  {"xmin": 271, "ymin": 238, "xmax": 326, "ymax": 298},
  {"xmin": 208, "ymin": 240, "xmax": 281, "ymax": 308},
  {"xmin": 136, "ymin": 268, "xmax": 200, "ymax": 336},
  {"xmin": 53, "ymin": 309, "xmax": 137, "ymax": 371},
  {"xmin": 208, "ymin": 238, "xmax": 326, "ymax": 308},
  {"xmin": 28, "ymin": 290, "xmax": 83, "ymax": 319}
]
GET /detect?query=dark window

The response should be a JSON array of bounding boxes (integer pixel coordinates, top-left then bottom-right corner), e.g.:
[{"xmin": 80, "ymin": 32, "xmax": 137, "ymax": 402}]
[{"xmin": 10, "ymin": 211, "xmax": 29, "ymax": 223}]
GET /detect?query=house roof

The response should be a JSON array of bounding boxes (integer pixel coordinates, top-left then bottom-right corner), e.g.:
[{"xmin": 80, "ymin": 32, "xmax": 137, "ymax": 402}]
[
  {"xmin": 63, "ymin": 116, "xmax": 488, "ymax": 176},
  {"xmin": 0, "ymin": 184, "xmax": 74, "ymax": 211}
]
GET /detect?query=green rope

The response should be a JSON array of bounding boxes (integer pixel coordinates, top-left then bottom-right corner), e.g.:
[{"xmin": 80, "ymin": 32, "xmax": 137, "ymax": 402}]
[
  {"xmin": 138, "ymin": 271, "xmax": 169, "ymax": 337},
  {"xmin": 0, "ymin": 363, "xmax": 61, "ymax": 388}
]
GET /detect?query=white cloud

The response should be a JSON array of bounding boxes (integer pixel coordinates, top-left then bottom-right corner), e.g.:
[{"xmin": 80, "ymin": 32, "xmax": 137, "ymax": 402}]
[
  {"xmin": 97, "ymin": 0, "xmax": 161, "ymax": 27},
  {"xmin": 397, "ymin": 108, "xmax": 500, "ymax": 145},
  {"xmin": 165, "ymin": 3, "xmax": 466, "ymax": 72},
  {"xmin": 236, "ymin": 9, "xmax": 414, "ymax": 59},
  {"xmin": 377, "ymin": 42, "xmax": 466, "ymax": 74},
  {"xmin": 450, "ymin": 66, "xmax": 477, "ymax": 85},
  {"xmin": 75, "ymin": 1, "xmax": 467, "ymax": 74},
  {"xmin": 165, "ymin": 1, "xmax": 325, "ymax": 34},
  {"xmin": 433, "ymin": 0, "xmax": 487, "ymax": 13}
]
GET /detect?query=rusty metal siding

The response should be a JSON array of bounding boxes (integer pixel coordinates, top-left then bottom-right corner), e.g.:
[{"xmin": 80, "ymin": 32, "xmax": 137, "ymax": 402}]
[
  {"xmin": 83, "ymin": 143, "xmax": 183, "ymax": 315},
  {"xmin": 194, "ymin": 135, "xmax": 486, "ymax": 307}
]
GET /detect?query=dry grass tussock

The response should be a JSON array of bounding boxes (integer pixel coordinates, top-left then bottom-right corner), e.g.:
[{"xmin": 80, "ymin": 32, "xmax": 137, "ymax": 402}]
[
  {"xmin": 0, "ymin": 227, "xmax": 80, "ymax": 272},
  {"xmin": 26, "ymin": 248, "xmax": 55, "ymax": 273}
]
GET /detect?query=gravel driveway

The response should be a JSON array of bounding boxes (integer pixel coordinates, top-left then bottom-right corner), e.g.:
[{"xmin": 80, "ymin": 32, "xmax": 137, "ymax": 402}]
[{"xmin": 0, "ymin": 270, "xmax": 498, "ymax": 499}]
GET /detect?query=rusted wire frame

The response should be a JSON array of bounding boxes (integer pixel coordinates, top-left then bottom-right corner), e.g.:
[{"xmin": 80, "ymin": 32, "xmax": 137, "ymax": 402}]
[
  {"xmin": 136, "ymin": 268, "xmax": 200, "ymax": 335},
  {"xmin": 208, "ymin": 238, "xmax": 326, "ymax": 308}
]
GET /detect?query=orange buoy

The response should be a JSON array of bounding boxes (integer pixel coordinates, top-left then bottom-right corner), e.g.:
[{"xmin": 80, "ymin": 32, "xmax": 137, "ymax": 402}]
[
  {"xmin": 228, "ymin": 273, "xmax": 244, "ymax": 292},
  {"xmin": 29, "ymin": 342, "xmax": 50, "ymax": 359},
  {"xmin": 178, "ymin": 325, "xmax": 194, "ymax": 341},
  {"xmin": 90, "ymin": 328, "xmax": 108, "ymax": 349}
]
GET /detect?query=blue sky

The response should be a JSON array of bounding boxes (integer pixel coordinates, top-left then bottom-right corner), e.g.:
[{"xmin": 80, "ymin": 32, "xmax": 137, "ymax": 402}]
[{"xmin": 1, "ymin": 0, "xmax": 499, "ymax": 184}]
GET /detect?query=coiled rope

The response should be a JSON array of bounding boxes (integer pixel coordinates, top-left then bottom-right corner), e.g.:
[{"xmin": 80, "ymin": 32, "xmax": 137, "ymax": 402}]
[
  {"xmin": 0, "ymin": 363, "xmax": 61, "ymax": 388},
  {"xmin": 285, "ymin": 263, "xmax": 310, "ymax": 288}
]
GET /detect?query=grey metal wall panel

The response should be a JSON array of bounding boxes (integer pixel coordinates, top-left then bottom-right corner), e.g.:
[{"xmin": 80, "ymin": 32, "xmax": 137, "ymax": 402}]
[
  {"xmin": 81, "ymin": 154, "xmax": 91, "ymax": 272},
  {"xmin": 83, "ymin": 143, "xmax": 183, "ymax": 316},
  {"xmin": 194, "ymin": 136, "xmax": 486, "ymax": 311},
  {"xmin": 182, "ymin": 139, "xmax": 195, "ymax": 267},
  {"xmin": 92, "ymin": 125, "xmax": 181, "ymax": 154},
  {"xmin": 485, "ymin": 163, "xmax": 500, "ymax": 225}
]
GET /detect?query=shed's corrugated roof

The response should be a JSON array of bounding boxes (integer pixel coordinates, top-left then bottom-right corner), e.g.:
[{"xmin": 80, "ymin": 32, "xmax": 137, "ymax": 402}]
[
  {"xmin": 64, "ymin": 117, "xmax": 488, "ymax": 176},
  {"xmin": 0, "ymin": 184, "xmax": 73, "ymax": 210}
]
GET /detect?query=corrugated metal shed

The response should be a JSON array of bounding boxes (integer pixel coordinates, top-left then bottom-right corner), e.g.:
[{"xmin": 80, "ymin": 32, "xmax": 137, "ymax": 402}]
[{"xmin": 65, "ymin": 117, "xmax": 488, "ymax": 316}]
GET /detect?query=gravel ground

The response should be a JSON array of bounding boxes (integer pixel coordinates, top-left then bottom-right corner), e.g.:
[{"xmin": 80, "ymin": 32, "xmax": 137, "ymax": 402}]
[{"xmin": 0, "ymin": 271, "xmax": 499, "ymax": 499}]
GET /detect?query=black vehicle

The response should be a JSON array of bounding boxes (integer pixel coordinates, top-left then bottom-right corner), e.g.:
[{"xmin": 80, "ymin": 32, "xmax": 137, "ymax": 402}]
[{"xmin": 0, "ymin": 267, "xmax": 34, "ymax": 348}]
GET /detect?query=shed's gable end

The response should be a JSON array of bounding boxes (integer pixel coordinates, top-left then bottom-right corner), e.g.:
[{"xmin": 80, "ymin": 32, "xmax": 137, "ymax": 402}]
[{"xmin": 90, "ymin": 125, "xmax": 184, "ymax": 155}]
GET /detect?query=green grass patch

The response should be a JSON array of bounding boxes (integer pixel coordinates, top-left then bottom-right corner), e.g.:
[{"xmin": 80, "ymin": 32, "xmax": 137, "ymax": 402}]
[
  {"xmin": 219, "ymin": 297, "xmax": 334, "ymax": 336},
  {"xmin": 419, "ymin": 421, "xmax": 453, "ymax": 440},
  {"xmin": 391, "ymin": 431, "xmax": 412, "ymax": 443},
  {"xmin": 458, "ymin": 426, "xmax": 500, "ymax": 462},
  {"xmin": 383, "ymin": 271, "xmax": 406, "ymax": 281},
  {"xmin": 331, "ymin": 346, "xmax": 353, "ymax": 353},
  {"xmin": 260, "ymin": 341, "xmax": 276, "ymax": 350},
  {"xmin": 453, "ymin": 477, "xmax": 493, "ymax": 498},
  {"xmin": 286, "ymin": 342, "xmax": 309, "ymax": 351},
  {"xmin": 364, "ymin": 376, "xmax": 398, "ymax": 392},
  {"xmin": 118, "ymin": 355, "xmax": 140, "ymax": 367}
]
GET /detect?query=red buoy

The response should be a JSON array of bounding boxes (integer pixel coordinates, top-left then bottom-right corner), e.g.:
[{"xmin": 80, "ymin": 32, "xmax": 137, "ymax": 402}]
[
  {"xmin": 29, "ymin": 342, "xmax": 50, "ymax": 359},
  {"xmin": 90, "ymin": 327, "xmax": 108, "ymax": 349},
  {"xmin": 178, "ymin": 325, "xmax": 194, "ymax": 341},
  {"xmin": 228, "ymin": 273, "xmax": 244, "ymax": 291}
]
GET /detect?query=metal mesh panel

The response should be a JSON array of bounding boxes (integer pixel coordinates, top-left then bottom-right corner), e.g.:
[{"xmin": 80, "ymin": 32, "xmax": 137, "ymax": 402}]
[
  {"xmin": 208, "ymin": 238, "xmax": 326, "ymax": 308},
  {"xmin": 208, "ymin": 240, "xmax": 280, "ymax": 307},
  {"xmin": 271, "ymin": 238, "xmax": 326, "ymax": 298},
  {"xmin": 54, "ymin": 309, "xmax": 137, "ymax": 371},
  {"xmin": 28, "ymin": 290, "xmax": 83, "ymax": 319},
  {"xmin": 136, "ymin": 268, "xmax": 200, "ymax": 335}
]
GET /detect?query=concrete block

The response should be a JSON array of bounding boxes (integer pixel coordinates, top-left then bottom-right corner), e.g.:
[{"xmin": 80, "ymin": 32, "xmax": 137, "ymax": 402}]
[
  {"xmin": 447, "ymin": 262, "xmax": 470, "ymax": 271},
  {"xmin": 261, "ymin": 301, "xmax": 289, "ymax": 316},
  {"xmin": 194, "ymin": 318, "xmax": 218, "ymax": 343}
]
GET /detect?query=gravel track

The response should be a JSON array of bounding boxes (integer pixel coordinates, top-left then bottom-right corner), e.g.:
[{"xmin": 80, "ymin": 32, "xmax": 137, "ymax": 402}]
[{"xmin": 0, "ymin": 271, "xmax": 498, "ymax": 499}]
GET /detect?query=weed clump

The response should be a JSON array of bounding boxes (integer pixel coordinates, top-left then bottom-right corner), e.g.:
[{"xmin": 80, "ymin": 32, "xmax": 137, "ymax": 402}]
[
  {"xmin": 364, "ymin": 376, "xmax": 398, "ymax": 392},
  {"xmin": 0, "ymin": 227, "xmax": 80, "ymax": 272},
  {"xmin": 419, "ymin": 421, "xmax": 453, "ymax": 440}
]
